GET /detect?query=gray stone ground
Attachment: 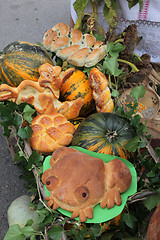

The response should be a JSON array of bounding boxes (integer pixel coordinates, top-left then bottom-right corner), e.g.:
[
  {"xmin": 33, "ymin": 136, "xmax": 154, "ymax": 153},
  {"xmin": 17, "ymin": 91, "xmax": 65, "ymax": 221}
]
[{"xmin": 0, "ymin": 1, "xmax": 70, "ymax": 238}]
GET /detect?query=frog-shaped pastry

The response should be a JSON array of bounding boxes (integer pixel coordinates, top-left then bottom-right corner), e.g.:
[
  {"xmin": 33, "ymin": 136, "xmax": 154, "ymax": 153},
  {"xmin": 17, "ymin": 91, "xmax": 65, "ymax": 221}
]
[{"xmin": 42, "ymin": 147, "xmax": 132, "ymax": 222}]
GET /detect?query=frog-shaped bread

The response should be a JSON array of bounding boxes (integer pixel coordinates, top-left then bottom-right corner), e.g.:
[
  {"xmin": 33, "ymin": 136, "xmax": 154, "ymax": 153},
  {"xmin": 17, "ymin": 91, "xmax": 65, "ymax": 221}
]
[{"xmin": 42, "ymin": 147, "xmax": 132, "ymax": 222}]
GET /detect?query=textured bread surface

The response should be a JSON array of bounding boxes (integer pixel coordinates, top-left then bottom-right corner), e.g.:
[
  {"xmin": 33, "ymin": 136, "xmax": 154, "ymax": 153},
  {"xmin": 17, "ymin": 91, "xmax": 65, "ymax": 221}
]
[
  {"xmin": 42, "ymin": 147, "xmax": 132, "ymax": 222},
  {"xmin": 89, "ymin": 68, "xmax": 114, "ymax": 112},
  {"xmin": 43, "ymin": 23, "xmax": 107, "ymax": 67},
  {"xmin": 30, "ymin": 114, "xmax": 75, "ymax": 154}
]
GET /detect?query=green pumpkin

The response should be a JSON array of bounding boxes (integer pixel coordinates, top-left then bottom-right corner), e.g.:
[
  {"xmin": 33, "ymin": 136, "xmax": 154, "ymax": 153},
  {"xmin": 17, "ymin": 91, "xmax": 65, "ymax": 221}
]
[
  {"xmin": 71, "ymin": 112, "xmax": 136, "ymax": 160},
  {"xmin": 0, "ymin": 41, "xmax": 54, "ymax": 86}
]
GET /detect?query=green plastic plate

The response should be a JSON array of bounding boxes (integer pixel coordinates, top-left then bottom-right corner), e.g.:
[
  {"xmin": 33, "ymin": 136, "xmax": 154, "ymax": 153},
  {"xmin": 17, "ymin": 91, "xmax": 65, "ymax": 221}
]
[{"xmin": 43, "ymin": 146, "xmax": 137, "ymax": 223}]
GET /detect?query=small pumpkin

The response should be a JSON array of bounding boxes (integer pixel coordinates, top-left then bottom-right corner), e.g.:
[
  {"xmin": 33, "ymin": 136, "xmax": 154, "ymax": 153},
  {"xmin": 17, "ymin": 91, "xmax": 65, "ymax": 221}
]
[
  {"xmin": 71, "ymin": 112, "xmax": 136, "ymax": 160},
  {"xmin": 60, "ymin": 69, "xmax": 95, "ymax": 116},
  {"xmin": 7, "ymin": 195, "xmax": 39, "ymax": 231},
  {"xmin": 0, "ymin": 41, "xmax": 54, "ymax": 86}
]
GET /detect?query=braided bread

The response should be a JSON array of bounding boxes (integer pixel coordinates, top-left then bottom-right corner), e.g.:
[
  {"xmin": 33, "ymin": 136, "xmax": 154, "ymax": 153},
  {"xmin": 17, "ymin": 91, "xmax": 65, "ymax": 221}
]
[
  {"xmin": 43, "ymin": 23, "xmax": 107, "ymax": 67},
  {"xmin": 89, "ymin": 68, "xmax": 114, "ymax": 112},
  {"xmin": 30, "ymin": 113, "xmax": 75, "ymax": 154}
]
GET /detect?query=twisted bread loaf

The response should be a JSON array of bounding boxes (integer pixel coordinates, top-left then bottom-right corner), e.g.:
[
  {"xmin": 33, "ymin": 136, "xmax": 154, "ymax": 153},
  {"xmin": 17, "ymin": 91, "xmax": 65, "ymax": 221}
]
[
  {"xmin": 30, "ymin": 113, "xmax": 75, "ymax": 154},
  {"xmin": 89, "ymin": 68, "xmax": 114, "ymax": 112},
  {"xmin": 43, "ymin": 23, "xmax": 107, "ymax": 67}
]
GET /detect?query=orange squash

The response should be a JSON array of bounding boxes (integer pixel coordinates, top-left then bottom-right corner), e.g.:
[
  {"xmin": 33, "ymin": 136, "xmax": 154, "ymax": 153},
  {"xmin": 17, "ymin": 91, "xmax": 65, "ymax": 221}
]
[
  {"xmin": 60, "ymin": 70, "xmax": 95, "ymax": 116},
  {"xmin": 0, "ymin": 41, "xmax": 54, "ymax": 86}
]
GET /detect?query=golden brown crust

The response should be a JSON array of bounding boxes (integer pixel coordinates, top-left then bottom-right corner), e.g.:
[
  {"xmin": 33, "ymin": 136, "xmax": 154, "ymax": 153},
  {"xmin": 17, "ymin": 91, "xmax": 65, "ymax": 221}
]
[
  {"xmin": 43, "ymin": 29, "xmax": 58, "ymax": 50},
  {"xmin": 83, "ymin": 34, "xmax": 96, "ymax": 47},
  {"xmin": 56, "ymin": 45, "xmax": 81, "ymax": 60},
  {"xmin": 52, "ymin": 22, "xmax": 70, "ymax": 37},
  {"xmin": 30, "ymin": 114, "xmax": 75, "ymax": 154},
  {"xmin": 51, "ymin": 37, "xmax": 70, "ymax": 53},
  {"xmin": 42, "ymin": 147, "xmax": 132, "ymax": 221},
  {"xmin": 0, "ymin": 63, "xmax": 83, "ymax": 119},
  {"xmin": 71, "ymin": 28, "xmax": 83, "ymax": 45},
  {"xmin": 68, "ymin": 48, "xmax": 90, "ymax": 67},
  {"xmin": 89, "ymin": 68, "xmax": 114, "ymax": 113},
  {"xmin": 85, "ymin": 46, "xmax": 107, "ymax": 67},
  {"xmin": 43, "ymin": 23, "xmax": 107, "ymax": 67}
]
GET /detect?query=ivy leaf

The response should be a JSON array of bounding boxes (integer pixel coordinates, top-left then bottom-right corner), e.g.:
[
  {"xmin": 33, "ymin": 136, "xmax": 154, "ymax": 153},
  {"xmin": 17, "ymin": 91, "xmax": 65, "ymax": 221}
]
[
  {"xmin": 94, "ymin": 33, "xmax": 105, "ymax": 42},
  {"xmin": 103, "ymin": 55, "xmax": 123, "ymax": 76},
  {"xmin": 107, "ymin": 42, "xmax": 125, "ymax": 57},
  {"xmin": 143, "ymin": 193, "xmax": 160, "ymax": 210},
  {"xmin": 21, "ymin": 226, "xmax": 34, "ymax": 237},
  {"xmin": 122, "ymin": 213, "xmax": 137, "ymax": 229},
  {"xmin": 30, "ymin": 235, "xmax": 36, "ymax": 240},
  {"xmin": 103, "ymin": 42, "xmax": 125, "ymax": 77},
  {"xmin": 13, "ymin": 113, "xmax": 23, "ymax": 128},
  {"xmin": 23, "ymin": 105, "xmax": 36, "ymax": 124},
  {"xmin": 48, "ymin": 225, "xmax": 63, "ymax": 240},
  {"xmin": 90, "ymin": 224, "xmax": 102, "ymax": 238},
  {"xmin": 111, "ymin": 89, "xmax": 119, "ymax": 97},
  {"xmin": 125, "ymin": 136, "xmax": 139, "ymax": 152},
  {"xmin": 130, "ymin": 85, "xmax": 146, "ymax": 100},
  {"xmin": 155, "ymin": 147, "xmax": 160, "ymax": 157},
  {"xmin": 4, "ymin": 224, "xmax": 25, "ymax": 240},
  {"xmin": 27, "ymin": 150, "xmax": 44, "ymax": 169},
  {"xmin": 18, "ymin": 126, "xmax": 33, "ymax": 140}
]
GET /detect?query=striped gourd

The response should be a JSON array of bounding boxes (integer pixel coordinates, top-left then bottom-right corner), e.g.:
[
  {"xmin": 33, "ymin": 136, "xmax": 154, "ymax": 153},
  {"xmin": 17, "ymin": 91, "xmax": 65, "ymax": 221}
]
[
  {"xmin": 71, "ymin": 112, "xmax": 136, "ymax": 160},
  {"xmin": 60, "ymin": 69, "xmax": 95, "ymax": 116},
  {"xmin": 0, "ymin": 41, "xmax": 54, "ymax": 86}
]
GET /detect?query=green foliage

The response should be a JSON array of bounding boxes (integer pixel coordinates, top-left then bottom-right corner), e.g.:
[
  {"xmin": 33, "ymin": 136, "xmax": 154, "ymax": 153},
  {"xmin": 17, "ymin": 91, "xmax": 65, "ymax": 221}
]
[
  {"xmin": 1, "ymin": 62, "xmax": 159, "ymax": 239},
  {"xmin": 103, "ymin": 42, "xmax": 125, "ymax": 77}
]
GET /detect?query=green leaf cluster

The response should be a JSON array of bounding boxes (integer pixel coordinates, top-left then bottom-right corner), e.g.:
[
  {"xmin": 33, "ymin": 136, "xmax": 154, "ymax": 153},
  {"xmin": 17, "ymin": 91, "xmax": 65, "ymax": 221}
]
[{"xmin": 103, "ymin": 42, "xmax": 125, "ymax": 77}]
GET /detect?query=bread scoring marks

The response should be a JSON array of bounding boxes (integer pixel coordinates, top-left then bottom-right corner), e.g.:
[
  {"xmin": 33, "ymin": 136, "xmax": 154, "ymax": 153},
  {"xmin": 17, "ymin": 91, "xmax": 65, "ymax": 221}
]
[{"xmin": 43, "ymin": 23, "xmax": 107, "ymax": 67}]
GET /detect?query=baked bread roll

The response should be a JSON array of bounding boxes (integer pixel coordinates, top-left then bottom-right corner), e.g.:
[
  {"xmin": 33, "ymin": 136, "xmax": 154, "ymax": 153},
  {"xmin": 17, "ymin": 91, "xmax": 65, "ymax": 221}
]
[
  {"xmin": 89, "ymin": 68, "xmax": 114, "ymax": 112},
  {"xmin": 30, "ymin": 114, "xmax": 75, "ymax": 154},
  {"xmin": 42, "ymin": 147, "xmax": 132, "ymax": 222},
  {"xmin": 0, "ymin": 63, "xmax": 84, "ymax": 120},
  {"xmin": 43, "ymin": 22, "xmax": 107, "ymax": 67}
]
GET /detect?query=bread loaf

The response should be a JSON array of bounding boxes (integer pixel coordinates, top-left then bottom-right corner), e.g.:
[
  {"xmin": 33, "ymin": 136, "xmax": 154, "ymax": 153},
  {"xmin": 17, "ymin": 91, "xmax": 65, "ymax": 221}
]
[
  {"xmin": 89, "ymin": 68, "xmax": 114, "ymax": 112},
  {"xmin": 42, "ymin": 147, "xmax": 132, "ymax": 222},
  {"xmin": 43, "ymin": 23, "xmax": 107, "ymax": 67},
  {"xmin": 30, "ymin": 114, "xmax": 75, "ymax": 154}
]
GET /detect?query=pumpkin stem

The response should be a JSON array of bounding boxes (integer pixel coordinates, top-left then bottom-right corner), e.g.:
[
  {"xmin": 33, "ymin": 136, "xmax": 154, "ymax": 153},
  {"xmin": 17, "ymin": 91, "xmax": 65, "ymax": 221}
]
[{"xmin": 105, "ymin": 130, "xmax": 118, "ymax": 143}]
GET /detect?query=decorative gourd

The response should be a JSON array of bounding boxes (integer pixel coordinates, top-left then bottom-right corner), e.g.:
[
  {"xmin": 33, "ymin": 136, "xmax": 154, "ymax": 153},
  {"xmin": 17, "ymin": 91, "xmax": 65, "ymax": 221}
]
[
  {"xmin": 7, "ymin": 195, "xmax": 39, "ymax": 231},
  {"xmin": 60, "ymin": 69, "xmax": 95, "ymax": 116},
  {"xmin": 71, "ymin": 112, "xmax": 136, "ymax": 160},
  {"xmin": 70, "ymin": 117, "xmax": 85, "ymax": 130},
  {"xmin": 0, "ymin": 41, "xmax": 54, "ymax": 87}
]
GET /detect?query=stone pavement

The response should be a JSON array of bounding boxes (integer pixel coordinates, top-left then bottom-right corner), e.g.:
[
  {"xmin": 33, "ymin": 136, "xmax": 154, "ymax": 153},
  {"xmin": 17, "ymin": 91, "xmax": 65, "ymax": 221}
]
[{"xmin": 0, "ymin": 0, "xmax": 70, "ymax": 238}]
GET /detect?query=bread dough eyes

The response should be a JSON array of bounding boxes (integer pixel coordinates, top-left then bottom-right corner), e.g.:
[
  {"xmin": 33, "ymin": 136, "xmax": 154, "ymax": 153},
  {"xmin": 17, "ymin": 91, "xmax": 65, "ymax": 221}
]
[
  {"xmin": 74, "ymin": 186, "xmax": 89, "ymax": 203},
  {"xmin": 45, "ymin": 176, "xmax": 58, "ymax": 191}
]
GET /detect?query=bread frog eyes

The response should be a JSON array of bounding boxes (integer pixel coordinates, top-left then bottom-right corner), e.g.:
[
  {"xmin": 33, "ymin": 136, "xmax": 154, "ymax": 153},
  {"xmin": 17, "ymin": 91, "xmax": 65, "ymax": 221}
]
[
  {"xmin": 74, "ymin": 186, "xmax": 89, "ymax": 203},
  {"xmin": 45, "ymin": 176, "xmax": 59, "ymax": 191},
  {"xmin": 42, "ymin": 147, "xmax": 132, "ymax": 222}
]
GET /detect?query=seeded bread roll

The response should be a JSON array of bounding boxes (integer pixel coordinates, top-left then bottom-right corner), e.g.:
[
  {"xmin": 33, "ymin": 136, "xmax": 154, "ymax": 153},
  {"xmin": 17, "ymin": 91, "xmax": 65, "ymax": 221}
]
[{"xmin": 43, "ymin": 22, "xmax": 107, "ymax": 67}]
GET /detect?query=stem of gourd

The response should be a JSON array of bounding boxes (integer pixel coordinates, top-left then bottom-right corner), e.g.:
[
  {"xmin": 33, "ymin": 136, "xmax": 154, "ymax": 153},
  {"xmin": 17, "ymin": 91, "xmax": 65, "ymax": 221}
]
[
  {"xmin": 117, "ymin": 59, "xmax": 139, "ymax": 73},
  {"xmin": 114, "ymin": 38, "xmax": 124, "ymax": 44},
  {"xmin": 131, "ymin": 52, "xmax": 142, "ymax": 62}
]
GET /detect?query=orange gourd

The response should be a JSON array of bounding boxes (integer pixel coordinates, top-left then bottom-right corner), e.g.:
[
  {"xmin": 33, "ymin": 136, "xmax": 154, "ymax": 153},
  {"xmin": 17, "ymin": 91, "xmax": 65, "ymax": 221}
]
[{"xmin": 60, "ymin": 70, "xmax": 95, "ymax": 116}]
